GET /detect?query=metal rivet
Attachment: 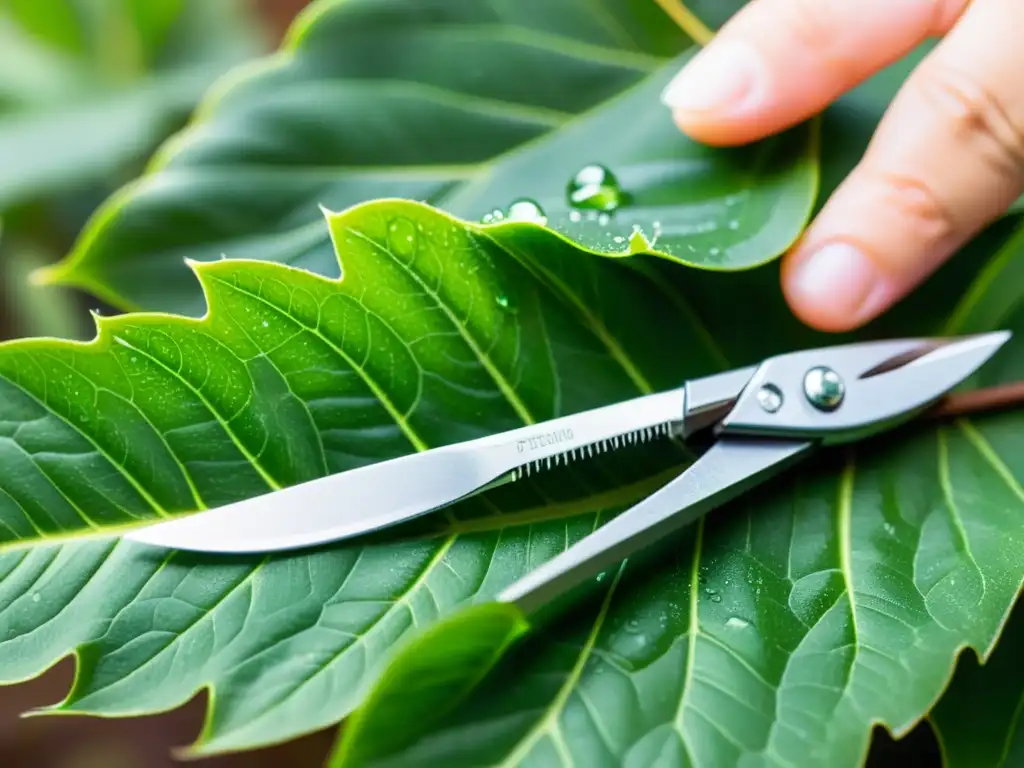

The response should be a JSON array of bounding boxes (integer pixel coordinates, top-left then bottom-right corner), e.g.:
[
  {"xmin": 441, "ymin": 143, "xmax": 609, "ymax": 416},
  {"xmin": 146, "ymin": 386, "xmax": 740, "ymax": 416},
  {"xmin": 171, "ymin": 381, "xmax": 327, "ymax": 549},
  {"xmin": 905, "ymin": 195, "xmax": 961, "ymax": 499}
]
[
  {"xmin": 804, "ymin": 366, "xmax": 844, "ymax": 411},
  {"xmin": 757, "ymin": 383, "xmax": 783, "ymax": 413}
]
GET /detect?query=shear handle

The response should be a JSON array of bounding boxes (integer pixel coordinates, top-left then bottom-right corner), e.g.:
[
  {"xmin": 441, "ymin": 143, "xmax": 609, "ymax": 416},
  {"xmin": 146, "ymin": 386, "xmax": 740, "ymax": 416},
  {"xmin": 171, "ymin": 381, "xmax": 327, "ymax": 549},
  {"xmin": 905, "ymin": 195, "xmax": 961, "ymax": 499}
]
[{"xmin": 497, "ymin": 435, "xmax": 816, "ymax": 617}]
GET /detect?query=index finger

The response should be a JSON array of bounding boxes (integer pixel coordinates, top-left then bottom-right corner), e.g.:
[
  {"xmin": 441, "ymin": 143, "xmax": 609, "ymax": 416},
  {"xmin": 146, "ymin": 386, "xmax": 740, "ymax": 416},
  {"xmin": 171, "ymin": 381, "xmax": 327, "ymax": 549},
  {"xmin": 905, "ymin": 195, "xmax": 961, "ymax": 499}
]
[{"xmin": 661, "ymin": 0, "xmax": 969, "ymax": 146}]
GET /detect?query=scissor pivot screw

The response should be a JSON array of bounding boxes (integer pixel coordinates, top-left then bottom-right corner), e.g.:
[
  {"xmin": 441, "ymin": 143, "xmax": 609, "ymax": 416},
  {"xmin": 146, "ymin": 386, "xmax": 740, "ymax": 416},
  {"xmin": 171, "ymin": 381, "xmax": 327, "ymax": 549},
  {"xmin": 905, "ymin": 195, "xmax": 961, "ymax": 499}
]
[
  {"xmin": 804, "ymin": 366, "xmax": 844, "ymax": 411},
  {"xmin": 756, "ymin": 383, "xmax": 784, "ymax": 413}
]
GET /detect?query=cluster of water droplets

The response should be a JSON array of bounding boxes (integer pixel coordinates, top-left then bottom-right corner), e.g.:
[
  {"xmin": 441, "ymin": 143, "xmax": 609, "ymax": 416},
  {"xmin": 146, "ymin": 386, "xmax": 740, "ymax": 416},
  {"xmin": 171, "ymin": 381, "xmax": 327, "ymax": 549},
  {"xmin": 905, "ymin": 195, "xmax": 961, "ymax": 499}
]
[{"xmin": 479, "ymin": 163, "xmax": 663, "ymax": 252}]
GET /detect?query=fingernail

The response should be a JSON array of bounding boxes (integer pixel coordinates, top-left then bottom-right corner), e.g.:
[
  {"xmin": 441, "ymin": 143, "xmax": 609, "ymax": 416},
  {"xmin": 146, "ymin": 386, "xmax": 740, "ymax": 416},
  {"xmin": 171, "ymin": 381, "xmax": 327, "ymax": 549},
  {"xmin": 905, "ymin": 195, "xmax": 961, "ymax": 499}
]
[
  {"xmin": 660, "ymin": 42, "xmax": 764, "ymax": 114},
  {"xmin": 789, "ymin": 242, "xmax": 887, "ymax": 320}
]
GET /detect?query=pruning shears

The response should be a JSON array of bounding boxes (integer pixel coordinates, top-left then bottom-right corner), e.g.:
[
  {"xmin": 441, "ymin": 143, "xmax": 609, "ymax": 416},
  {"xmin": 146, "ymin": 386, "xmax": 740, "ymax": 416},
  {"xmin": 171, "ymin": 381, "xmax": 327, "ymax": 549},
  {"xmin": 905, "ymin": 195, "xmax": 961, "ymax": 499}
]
[{"xmin": 125, "ymin": 331, "xmax": 1010, "ymax": 617}]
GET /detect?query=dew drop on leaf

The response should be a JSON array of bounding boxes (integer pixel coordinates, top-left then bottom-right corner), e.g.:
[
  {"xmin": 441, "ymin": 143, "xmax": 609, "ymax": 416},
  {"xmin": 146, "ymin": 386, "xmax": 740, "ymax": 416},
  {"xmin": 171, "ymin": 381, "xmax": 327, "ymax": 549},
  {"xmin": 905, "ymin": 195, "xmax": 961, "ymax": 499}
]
[
  {"xmin": 566, "ymin": 164, "xmax": 623, "ymax": 212},
  {"xmin": 387, "ymin": 218, "xmax": 418, "ymax": 257},
  {"xmin": 725, "ymin": 616, "xmax": 750, "ymax": 630},
  {"xmin": 710, "ymin": 594, "xmax": 723, "ymax": 603},
  {"xmin": 505, "ymin": 198, "xmax": 547, "ymax": 225}
]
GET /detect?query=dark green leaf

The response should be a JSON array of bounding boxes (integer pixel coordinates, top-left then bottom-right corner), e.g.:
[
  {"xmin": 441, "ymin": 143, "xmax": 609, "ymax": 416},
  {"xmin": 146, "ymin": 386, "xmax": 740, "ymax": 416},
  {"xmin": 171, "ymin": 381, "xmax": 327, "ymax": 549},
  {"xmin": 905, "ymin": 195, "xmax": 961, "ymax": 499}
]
[{"xmin": 39, "ymin": 0, "xmax": 819, "ymax": 316}]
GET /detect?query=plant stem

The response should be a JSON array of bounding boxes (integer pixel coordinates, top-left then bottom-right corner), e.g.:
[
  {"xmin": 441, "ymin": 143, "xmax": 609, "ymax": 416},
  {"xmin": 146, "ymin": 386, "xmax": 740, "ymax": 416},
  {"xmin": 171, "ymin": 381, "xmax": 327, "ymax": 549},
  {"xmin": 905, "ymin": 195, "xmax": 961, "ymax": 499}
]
[
  {"xmin": 931, "ymin": 382, "xmax": 1024, "ymax": 420},
  {"xmin": 651, "ymin": 0, "xmax": 714, "ymax": 45}
]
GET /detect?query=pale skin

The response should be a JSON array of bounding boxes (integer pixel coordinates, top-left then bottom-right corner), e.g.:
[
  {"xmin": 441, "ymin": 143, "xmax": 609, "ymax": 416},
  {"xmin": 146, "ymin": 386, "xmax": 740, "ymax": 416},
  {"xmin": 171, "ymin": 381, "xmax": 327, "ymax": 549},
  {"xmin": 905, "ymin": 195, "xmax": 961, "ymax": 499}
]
[{"xmin": 661, "ymin": 0, "xmax": 1024, "ymax": 332}]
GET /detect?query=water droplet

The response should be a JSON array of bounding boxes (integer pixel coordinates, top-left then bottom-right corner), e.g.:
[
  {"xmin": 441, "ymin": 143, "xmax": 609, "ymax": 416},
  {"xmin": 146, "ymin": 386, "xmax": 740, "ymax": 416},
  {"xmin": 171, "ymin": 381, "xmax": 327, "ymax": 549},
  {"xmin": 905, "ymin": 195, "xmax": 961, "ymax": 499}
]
[
  {"xmin": 494, "ymin": 293, "xmax": 518, "ymax": 314},
  {"xmin": 709, "ymin": 246, "xmax": 721, "ymax": 257},
  {"xmin": 883, "ymin": 522, "xmax": 895, "ymax": 536},
  {"xmin": 596, "ymin": 572, "xmax": 606, "ymax": 583},
  {"xmin": 725, "ymin": 616, "xmax": 749, "ymax": 630},
  {"xmin": 710, "ymin": 594, "xmax": 722, "ymax": 603},
  {"xmin": 262, "ymin": 321, "xmax": 269, "ymax": 328},
  {"xmin": 569, "ymin": 210, "xmax": 582, "ymax": 223},
  {"xmin": 31, "ymin": 592, "xmax": 40, "ymax": 603},
  {"xmin": 505, "ymin": 198, "xmax": 547, "ymax": 225},
  {"xmin": 597, "ymin": 213, "xmax": 611, "ymax": 226},
  {"xmin": 567, "ymin": 164, "xmax": 624, "ymax": 212},
  {"xmin": 727, "ymin": 219, "xmax": 740, "ymax": 231},
  {"xmin": 387, "ymin": 218, "xmax": 418, "ymax": 258}
]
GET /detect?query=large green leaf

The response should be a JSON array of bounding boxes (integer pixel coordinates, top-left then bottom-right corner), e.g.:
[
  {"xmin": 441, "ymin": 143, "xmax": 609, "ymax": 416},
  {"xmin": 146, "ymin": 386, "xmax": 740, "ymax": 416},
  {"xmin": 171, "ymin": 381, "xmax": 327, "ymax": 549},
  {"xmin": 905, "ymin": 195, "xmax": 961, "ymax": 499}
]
[
  {"xmin": 1, "ymin": 200, "xmax": 1023, "ymax": 765},
  {"xmin": 38, "ymin": 0, "xmax": 821, "ymax": 315},
  {"xmin": 929, "ymin": 600, "xmax": 1023, "ymax": 768}
]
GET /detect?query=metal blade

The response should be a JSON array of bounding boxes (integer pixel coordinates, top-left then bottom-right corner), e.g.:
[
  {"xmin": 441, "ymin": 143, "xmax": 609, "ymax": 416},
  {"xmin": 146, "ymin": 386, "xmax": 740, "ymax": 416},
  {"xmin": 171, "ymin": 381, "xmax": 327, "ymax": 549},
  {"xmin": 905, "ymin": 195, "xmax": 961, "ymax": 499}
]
[
  {"xmin": 499, "ymin": 436, "xmax": 815, "ymax": 616},
  {"xmin": 719, "ymin": 331, "xmax": 1011, "ymax": 444},
  {"xmin": 124, "ymin": 387, "xmax": 701, "ymax": 554}
]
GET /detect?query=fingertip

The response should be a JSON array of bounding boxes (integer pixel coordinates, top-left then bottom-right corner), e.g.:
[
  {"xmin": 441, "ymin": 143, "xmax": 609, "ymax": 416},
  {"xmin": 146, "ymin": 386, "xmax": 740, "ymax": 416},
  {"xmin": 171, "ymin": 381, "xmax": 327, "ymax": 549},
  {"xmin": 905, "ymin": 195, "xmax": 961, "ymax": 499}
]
[
  {"xmin": 780, "ymin": 239, "xmax": 897, "ymax": 332},
  {"xmin": 661, "ymin": 0, "xmax": 951, "ymax": 146}
]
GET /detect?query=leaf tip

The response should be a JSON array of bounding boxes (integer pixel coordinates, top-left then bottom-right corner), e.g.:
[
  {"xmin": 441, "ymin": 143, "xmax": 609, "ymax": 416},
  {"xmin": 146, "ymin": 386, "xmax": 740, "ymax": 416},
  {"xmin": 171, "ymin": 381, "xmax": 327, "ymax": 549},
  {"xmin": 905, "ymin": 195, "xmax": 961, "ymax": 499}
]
[{"xmin": 329, "ymin": 601, "xmax": 530, "ymax": 766}]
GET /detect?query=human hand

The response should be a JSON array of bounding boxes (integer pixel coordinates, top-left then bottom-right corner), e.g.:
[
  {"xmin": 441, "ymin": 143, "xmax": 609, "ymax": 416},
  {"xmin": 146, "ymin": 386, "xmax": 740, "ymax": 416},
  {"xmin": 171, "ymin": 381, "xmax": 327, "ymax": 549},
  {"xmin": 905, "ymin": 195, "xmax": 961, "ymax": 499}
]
[{"xmin": 661, "ymin": 0, "xmax": 1024, "ymax": 332}]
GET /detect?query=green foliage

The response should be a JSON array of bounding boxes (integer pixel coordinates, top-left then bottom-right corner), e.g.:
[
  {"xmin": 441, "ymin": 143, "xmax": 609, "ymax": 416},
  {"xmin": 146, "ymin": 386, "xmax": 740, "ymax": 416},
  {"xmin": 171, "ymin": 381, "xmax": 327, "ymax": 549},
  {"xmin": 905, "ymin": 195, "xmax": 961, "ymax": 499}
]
[
  {"xmin": 0, "ymin": 1, "xmax": 1022, "ymax": 767},
  {"xmin": 39, "ymin": 0, "xmax": 821, "ymax": 315}
]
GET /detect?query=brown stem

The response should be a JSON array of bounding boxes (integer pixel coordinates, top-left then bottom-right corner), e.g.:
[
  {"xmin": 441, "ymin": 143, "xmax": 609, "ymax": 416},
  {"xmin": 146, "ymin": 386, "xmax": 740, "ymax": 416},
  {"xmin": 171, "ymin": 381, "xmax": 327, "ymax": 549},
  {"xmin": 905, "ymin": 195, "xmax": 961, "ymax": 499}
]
[{"xmin": 928, "ymin": 381, "xmax": 1024, "ymax": 420}]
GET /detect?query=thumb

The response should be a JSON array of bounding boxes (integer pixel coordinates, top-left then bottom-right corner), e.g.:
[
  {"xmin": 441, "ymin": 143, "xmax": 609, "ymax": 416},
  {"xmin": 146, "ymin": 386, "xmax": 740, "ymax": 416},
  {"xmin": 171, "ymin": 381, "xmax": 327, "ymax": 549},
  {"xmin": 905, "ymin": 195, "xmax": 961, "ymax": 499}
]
[{"xmin": 781, "ymin": 0, "xmax": 1024, "ymax": 331}]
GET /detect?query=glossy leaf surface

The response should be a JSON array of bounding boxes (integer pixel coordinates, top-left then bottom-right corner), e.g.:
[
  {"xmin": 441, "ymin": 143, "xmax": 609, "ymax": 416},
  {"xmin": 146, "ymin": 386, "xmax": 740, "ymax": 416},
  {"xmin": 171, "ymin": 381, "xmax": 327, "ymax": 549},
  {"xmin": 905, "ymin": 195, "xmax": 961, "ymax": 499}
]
[
  {"xmin": 1, "ymin": 201, "xmax": 1023, "ymax": 766},
  {"xmin": 41, "ymin": 0, "xmax": 820, "ymax": 315}
]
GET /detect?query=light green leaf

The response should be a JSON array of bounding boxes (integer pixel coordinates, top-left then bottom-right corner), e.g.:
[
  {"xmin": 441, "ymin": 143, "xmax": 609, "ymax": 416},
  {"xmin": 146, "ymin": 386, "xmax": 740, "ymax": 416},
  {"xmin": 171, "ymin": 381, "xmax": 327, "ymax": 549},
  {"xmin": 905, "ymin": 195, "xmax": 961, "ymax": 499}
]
[
  {"xmin": 39, "ymin": 0, "xmax": 819, "ymax": 316},
  {"xmin": 1, "ymin": 200, "xmax": 1023, "ymax": 765},
  {"xmin": 929, "ymin": 598, "xmax": 1023, "ymax": 768}
]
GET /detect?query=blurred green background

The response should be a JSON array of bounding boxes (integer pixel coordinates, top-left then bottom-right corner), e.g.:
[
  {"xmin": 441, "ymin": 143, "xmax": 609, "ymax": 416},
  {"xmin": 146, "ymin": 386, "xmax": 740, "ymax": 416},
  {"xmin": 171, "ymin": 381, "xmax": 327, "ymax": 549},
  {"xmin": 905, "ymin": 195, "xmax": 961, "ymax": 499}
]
[{"xmin": 0, "ymin": 0, "xmax": 304, "ymax": 347}]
